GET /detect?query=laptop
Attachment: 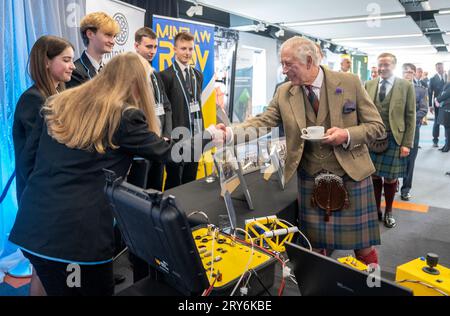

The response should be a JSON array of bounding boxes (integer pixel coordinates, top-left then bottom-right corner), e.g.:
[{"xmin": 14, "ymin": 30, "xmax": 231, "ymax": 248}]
[{"xmin": 285, "ymin": 242, "xmax": 413, "ymax": 296}]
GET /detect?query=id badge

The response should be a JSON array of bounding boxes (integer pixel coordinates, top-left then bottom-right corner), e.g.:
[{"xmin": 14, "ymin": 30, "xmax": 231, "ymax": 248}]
[
  {"xmin": 190, "ymin": 101, "xmax": 201, "ymax": 114},
  {"xmin": 155, "ymin": 103, "xmax": 165, "ymax": 116}
]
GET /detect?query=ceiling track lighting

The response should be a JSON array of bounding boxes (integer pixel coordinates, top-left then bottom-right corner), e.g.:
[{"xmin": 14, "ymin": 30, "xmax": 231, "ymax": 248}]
[{"xmin": 186, "ymin": 2, "xmax": 203, "ymax": 17}]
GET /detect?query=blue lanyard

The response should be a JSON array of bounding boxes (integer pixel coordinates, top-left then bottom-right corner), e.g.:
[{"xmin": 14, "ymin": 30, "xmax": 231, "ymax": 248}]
[
  {"xmin": 174, "ymin": 64, "xmax": 198, "ymax": 104},
  {"xmin": 174, "ymin": 64, "xmax": 201, "ymax": 134}
]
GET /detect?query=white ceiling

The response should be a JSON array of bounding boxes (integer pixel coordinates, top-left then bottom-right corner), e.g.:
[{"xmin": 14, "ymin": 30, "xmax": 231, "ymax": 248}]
[
  {"xmin": 428, "ymin": 0, "xmax": 450, "ymax": 11},
  {"xmin": 442, "ymin": 34, "xmax": 450, "ymax": 44},
  {"xmin": 366, "ymin": 46, "xmax": 438, "ymax": 55},
  {"xmin": 435, "ymin": 13, "xmax": 450, "ymax": 32},
  {"xmin": 193, "ymin": 0, "xmax": 450, "ymax": 57},
  {"xmin": 196, "ymin": 0, "xmax": 405, "ymax": 24},
  {"xmin": 290, "ymin": 16, "xmax": 422, "ymax": 40},
  {"xmin": 335, "ymin": 35, "xmax": 432, "ymax": 49},
  {"xmin": 335, "ymin": 35, "xmax": 431, "ymax": 48}
]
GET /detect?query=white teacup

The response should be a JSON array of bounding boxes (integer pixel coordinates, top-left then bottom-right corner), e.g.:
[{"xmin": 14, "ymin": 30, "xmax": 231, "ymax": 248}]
[{"xmin": 302, "ymin": 126, "xmax": 325, "ymax": 139}]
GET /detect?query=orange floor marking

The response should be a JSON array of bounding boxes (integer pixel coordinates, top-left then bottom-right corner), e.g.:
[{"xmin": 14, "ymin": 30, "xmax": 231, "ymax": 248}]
[
  {"xmin": 381, "ymin": 201, "xmax": 429, "ymax": 213},
  {"xmin": 4, "ymin": 275, "xmax": 31, "ymax": 289}
]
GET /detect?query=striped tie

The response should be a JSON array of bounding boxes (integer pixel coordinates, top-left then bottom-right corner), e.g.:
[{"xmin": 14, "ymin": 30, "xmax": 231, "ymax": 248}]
[
  {"xmin": 305, "ymin": 85, "xmax": 319, "ymax": 115},
  {"xmin": 379, "ymin": 79, "xmax": 387, "ymax": 102}
]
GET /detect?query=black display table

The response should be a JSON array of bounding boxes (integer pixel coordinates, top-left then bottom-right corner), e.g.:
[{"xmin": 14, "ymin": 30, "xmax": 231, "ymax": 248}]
[
  {"xmin": 165, "ymin": 171, "xmax": 299, "ymax": 228},
  {"xmin": 116, "ymin": 171, "xmax": 300, "ymax": 296}
]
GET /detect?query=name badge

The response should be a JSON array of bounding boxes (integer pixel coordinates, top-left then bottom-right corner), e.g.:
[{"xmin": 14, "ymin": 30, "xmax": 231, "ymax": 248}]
[
  {"xmin": 190, "ymin": 102, "xmax": 201, "ymax": 114},
  {"xmin": 155, "ymin": 103, "xmax": 165, "ymax": 116}
]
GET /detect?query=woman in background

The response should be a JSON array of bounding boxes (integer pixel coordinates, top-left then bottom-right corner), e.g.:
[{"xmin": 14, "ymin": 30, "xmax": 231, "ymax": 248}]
[{"xmin": 13, "ymin": 35, "xmax": 76, "ymax": 296}]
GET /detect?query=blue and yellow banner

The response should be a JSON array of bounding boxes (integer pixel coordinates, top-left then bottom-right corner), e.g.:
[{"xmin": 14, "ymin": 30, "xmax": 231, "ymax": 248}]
[{"xmin": 152, "ymin": 15, "xmax": 216, "ymax": 178}]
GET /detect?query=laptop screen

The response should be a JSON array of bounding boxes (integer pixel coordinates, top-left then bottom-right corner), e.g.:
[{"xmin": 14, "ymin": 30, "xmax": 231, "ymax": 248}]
[{"xmin": 285, "ymin": 242, "xmax": 413, "ymax": 296}]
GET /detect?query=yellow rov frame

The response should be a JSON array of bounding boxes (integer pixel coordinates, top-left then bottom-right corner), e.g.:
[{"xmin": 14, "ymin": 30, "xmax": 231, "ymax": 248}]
[
  {"xmin": 244, "ymin": 216, "xmax": 299, "ymax": 253},
  {"xmin": 337, "ymin": 256, "xmax": 369, "ymax": 272}
]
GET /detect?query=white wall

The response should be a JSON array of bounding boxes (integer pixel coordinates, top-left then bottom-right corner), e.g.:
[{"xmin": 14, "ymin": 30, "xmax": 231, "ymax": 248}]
[{"xmin": 238, "ymin": 32, "xmax": 279, "ymax": 107}]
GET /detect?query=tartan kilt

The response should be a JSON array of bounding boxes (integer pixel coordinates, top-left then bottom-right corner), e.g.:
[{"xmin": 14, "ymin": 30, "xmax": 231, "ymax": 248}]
[
  {"xmin": 297, "ymin": 170, "xmax": 381, "ymax": 250},
  {"xmin": 370, "ymin": 134, "xmax": 407, "ymax": 179}
]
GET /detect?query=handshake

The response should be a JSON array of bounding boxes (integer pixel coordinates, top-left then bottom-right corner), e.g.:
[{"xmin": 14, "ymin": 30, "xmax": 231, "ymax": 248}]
[{"xmin": 206, "ymin": 123, "xmax": 232, "ymax": 146}]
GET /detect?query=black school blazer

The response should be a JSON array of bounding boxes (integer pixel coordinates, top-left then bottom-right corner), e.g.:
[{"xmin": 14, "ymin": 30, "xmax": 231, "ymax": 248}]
[
  {"xmin": 13, "ymin": 85, "xmax": 45, "ymax": 202},
  {"xmin": 9, "ymin": 108, "xmax": 212, "ymax": 263}
]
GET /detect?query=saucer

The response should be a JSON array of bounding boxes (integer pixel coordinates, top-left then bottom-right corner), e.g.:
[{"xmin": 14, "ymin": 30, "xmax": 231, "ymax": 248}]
[{"xmin": 301, "ymin": 135, "xmax": 330, "ymax": 142}]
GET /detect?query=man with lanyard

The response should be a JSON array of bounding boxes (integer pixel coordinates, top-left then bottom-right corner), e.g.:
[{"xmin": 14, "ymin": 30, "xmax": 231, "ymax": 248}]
[
  {"xmin": 132, "ymin": 27, "xmax": 172, "ymax": 191},
  {"xmin": 67, "ymin": 12, "xmax": 119, "ymax": 88},
  {"xmin": 160, "ymin": 32, "xmax": 204, "ymax": 189}
]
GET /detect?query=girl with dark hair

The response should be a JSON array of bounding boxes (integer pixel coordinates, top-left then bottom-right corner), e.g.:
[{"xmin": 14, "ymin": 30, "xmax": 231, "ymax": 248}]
[
  {"xmin": 12, "ymin": 35, "xmax": 75, "ymax": 296},
  {"xmin": 13, "ymin": 35, "xmax": 75, "ymax": 201}
]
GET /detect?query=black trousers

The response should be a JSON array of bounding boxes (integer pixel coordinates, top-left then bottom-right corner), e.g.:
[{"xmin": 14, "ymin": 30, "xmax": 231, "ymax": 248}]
[
  {"xmin": 164, "ymin": 161, "xmax": 198, "ymax": 190},
  {"xmin": 23, "ymin": 251, "xmax": 114, "ymax": 296},
  {"xmin": 433, "ymin": 107, "xmax": 441, "ymax": 143},
  {"xmin": 444, "ymin": 126, "xmax": 450, "ymax": 147},
  {"xmin": 401, "ymin": 125, "xmax": 421, "ymax": 194}
]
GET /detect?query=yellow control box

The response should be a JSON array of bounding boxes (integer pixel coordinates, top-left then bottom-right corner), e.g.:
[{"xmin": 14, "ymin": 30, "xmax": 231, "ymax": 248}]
[
  {"xmin": 338, "ymin": 256, "xmax": 369, "ymax": 272},
  {"xmin": 396, "ymin": 258, "xmax": 450, "ymax": 296},
  {"xmin": 192, "ymin": 227, "xmax": 276, "ymax": 295}
]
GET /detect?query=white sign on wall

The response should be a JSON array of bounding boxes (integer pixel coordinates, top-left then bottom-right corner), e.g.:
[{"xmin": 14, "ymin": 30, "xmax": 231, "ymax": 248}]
[{"xmin": 86, "ymin": 0, "xmax": 146, "ymax": 61}]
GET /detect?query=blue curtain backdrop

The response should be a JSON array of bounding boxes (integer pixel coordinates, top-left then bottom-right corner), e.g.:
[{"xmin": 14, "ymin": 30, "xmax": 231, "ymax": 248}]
[{"xmin": 0, "ymin": 0, "xmax": 85, "ymax": 270}]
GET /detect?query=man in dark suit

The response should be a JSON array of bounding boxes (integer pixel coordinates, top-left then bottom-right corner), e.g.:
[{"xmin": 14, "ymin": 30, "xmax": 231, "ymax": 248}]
[
  {"xmin": 67, "ymin": 12, "xmax": 119, "ymax": 88},
  {"xmin": 131, "ymin": 27, "xmax": 172, "ymax": 193},
  {"xmin": 428, "ymin": 62, "xmax": 447, "ymax": 147},
  {"xmin": 160, "ymin": 32, "xmax": 204, "ymax": 189},
  {"xmin": 401, "ymin": 63, "xmax": 428, "ymax": 201},
  {"xmin": 414, "ymin": 67, "xmax": 428, "ymax": 89},
  {"xmin": 422, "ymin": 71, "xmax": 430, "ymax": 88}
]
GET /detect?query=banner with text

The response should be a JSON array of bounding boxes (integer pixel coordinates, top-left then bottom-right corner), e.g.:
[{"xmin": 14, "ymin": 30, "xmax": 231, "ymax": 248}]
[
  {"xmin": 152, "ymin": 15, "xmax": 216, "ymax": 127},
  {"xmin": 153, "ymin": 15, "xmax": 216, "ymax": 178}
]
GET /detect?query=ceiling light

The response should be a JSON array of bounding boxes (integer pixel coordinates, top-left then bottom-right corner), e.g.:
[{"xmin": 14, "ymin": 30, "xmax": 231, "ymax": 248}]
[
  {"xmin": 255, "ymin": 22, "xmax": 267, "ymax": 32},
  {"xmin": 275, "ymin": 28, "xmax": 285, "ymax": 38},
  {"xmin": 230, "ymin": 22, "xmax": 267, "ymax": 33},
  {"xmin": 283, "ymin": 13, "xmax": 405, "ymax": 27},
  {"xmin": 364, "ymin": 44, "xmax": 434, "ymax": 50},
  {"xmin": 333, "ymin": 33, "xmax": 423, "ymax": 42},
  {"xmin": 186, "ymin": 4, "xmax": 203, "ymax": 17}
]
